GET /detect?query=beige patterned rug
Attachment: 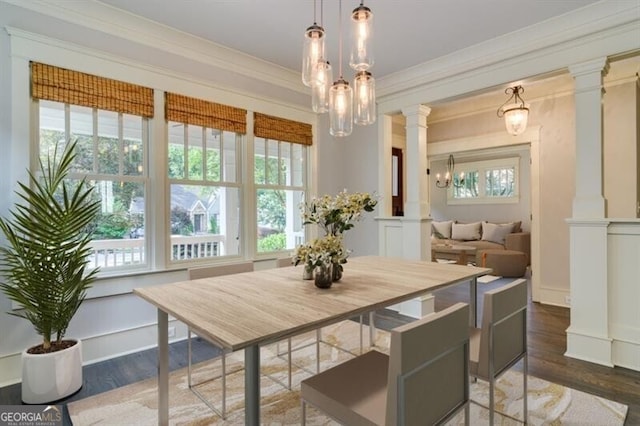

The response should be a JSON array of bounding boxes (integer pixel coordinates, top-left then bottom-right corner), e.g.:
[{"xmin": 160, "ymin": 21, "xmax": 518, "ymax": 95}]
[{"xmin": 68, "ymin": 321, "xmax": 628, "ymax": 425}]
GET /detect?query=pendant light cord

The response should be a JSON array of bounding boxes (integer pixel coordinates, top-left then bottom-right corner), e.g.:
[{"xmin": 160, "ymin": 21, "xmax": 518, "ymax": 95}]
[
  {"xmin": 313, "ymin": 0, "xmax": 317, "ymax": 24},
  {"xmin": 338, "ymin": 0, "xmax": 343, "ymax": 79}
]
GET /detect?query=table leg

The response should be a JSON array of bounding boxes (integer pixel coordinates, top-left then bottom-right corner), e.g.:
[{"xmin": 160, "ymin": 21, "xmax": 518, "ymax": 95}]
[
  {"xmin": 157, "ymin": 309, "xmax": 169, "ymax": 426},
  {"xmin": 245, "ymin": 344, "xmax": 260, "ymax": 425},
  {"xmin": 469, "ymin": 277, "xmax": 478, "ymax": 327}
]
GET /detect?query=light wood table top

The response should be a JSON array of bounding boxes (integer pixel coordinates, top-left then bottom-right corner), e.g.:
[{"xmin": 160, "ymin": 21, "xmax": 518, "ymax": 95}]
[{"xmin": 134, "ymin": 255, "xmax": 490, "ymax": 351}]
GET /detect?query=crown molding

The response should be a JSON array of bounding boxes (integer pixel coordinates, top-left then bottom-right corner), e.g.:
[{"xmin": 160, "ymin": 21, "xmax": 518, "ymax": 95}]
[
  {"xmin": 377, "ymin": 0, "xmax": 640, "ymax": 108},
  {"xmin": 2, "ymin": 0, "xmax": 306, "ymax": 95}
]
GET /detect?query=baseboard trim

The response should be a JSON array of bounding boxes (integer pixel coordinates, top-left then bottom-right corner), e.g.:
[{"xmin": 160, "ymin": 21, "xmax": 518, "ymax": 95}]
[{"xmin": 0, "ymin": 319, "xmax": 189, "ymax": 387}]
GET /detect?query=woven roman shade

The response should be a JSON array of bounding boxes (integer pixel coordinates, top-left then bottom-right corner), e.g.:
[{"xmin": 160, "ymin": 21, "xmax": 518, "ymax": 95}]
[
  {"xmin": 31, "ymin": 62, "xmax": 154, "ymax": 118},
  {"xmin": 165, "ymin": 93, "xmax": 247, "ymax": 133},
  {"xmin": 254, "ymin": 113, "xmax": 312, "ymax": 146}
]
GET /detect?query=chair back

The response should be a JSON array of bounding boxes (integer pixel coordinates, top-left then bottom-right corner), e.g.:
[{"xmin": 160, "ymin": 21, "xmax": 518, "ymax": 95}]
[
  {"xmin": 188, "ymin": 261, "xmax": 254, "ymax": 280},
  {"xmin": 476, "ymin": 278, "xmax": 527, "ymax": 380},
  {"xmin": 385, "ymin": 302, "xmax": 469, "ymax": 426}
]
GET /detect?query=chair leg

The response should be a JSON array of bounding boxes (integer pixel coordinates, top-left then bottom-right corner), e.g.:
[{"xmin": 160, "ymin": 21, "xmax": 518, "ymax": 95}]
[
  {"xmin": 221, "ymin": 351, "xmax": 226, "ymax": 419},
  {"xmin": 301, "ymin": 400, "xmax": 307, "ymax": 426},
  {"xmin": 489, "ymin": 375, "xmax": 495, "ymax": 426},
  {"xmin": 359, "ymin": 314, "xmax": 364, "ymax": 354},
  {"xmin": 187, "ymin": 328, "xmax": 192, "ymax": 387},
  {"xmin": 287, "ymin": 337, "xmax": 292, "ymax": 389},
  {"xmin": 369, "ymin": 311, "xmax": 376, "ymax": 348},
  {"xmin": 523, "ymin": 354, "xmax": 528, "ymax": 424},
  {"xmin": 316, "ymin": 329, "xmax": 321, "ymax": 373}
]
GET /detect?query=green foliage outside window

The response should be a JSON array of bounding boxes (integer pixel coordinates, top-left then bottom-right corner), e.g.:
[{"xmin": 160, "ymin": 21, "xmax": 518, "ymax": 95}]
[{"xmin": 257, "ymin": 233, "xmax": 286, "ymax": 252}]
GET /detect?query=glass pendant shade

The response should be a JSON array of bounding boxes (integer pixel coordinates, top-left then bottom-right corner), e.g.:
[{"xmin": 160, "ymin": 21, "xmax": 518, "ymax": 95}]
[
  {"xmin": 353, "ymin": 70, "xmax": 375, "ymax": 125},
  {"xmin": 312, "ymin": 60, "xmax": 332, "ymax": 113},
  {"xmin": 502, "ymin": 104, "xmax": 530, "ymax": 136},
  {"xmin": 302, "ymin": 24, "xmax": 325, "ymax": 87},
  {"xmin": 329, "ymin": 78, "xmax": 353, "ymax": 137},
  {"xmin": 349, "ymin": 3, "xmax": 373, "ymax": 71}
]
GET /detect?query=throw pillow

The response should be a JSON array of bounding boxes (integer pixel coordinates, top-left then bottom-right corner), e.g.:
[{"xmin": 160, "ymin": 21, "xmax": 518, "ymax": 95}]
[
  {"xmin": 451, "ymin": 222, "xmax": 481, "ymax": 241},
  {"xmin": 432, "ymin": 220, "xmax": 453, "ymax": 239},
  {"xmin": 482, "ymin": 221, "xmax": 514, "ymax": 245}
]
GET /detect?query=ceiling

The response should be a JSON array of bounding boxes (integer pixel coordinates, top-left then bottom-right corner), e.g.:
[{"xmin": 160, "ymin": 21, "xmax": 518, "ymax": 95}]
[{"xmin": 96, "ymin": 0, "xmax": 601, "ymax": 80}]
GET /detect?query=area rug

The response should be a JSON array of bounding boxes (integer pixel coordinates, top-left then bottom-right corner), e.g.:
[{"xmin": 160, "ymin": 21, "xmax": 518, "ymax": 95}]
[{"xmin": 68, "ymin": 321, "xmax": 628, "ymax": 425}]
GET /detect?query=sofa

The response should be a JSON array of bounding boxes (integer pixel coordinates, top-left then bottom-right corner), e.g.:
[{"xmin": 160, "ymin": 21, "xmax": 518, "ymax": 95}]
[{"xmin": 431, "ymin": 220, "xmax": 531, "ymax": 266}]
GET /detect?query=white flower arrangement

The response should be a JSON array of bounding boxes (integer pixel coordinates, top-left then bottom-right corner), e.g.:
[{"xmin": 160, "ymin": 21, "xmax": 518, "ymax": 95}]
[{"xmin": 293, "ymin": 191, "xmax": 377, "ymax": 278}]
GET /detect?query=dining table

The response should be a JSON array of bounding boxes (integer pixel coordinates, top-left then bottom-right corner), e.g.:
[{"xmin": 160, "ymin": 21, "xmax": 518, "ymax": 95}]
[{"xmin": 133, "ymin": 255, "xmax": 491, "ymax": 425}]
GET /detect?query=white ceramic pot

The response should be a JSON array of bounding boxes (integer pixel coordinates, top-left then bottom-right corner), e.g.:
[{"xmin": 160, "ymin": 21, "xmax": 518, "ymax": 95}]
[{"xmin": 21, "ymin": 339, "xmax": 83, "ymax": 404}]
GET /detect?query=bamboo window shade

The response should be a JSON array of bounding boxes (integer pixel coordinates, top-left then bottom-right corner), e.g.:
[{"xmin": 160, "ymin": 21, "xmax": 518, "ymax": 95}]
[
  {"xmin": 165, "ymin": 93, "xmax": 247, "ymax": 133},
  {"xmin": 254, "ymin": 113, "xmax": 312, "ymax": 146},
  {"xmin": 30, "ymin": 62, "xmax": 154, "ymax": 117}
]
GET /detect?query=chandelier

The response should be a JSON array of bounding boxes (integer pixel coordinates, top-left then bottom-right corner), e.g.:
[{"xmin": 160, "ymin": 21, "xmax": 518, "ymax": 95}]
[
  {"xmin": 303, "ymin": 0, "xmax": 376, "ymax": 137},
  {"xmin": 435, "ymin": 154, "xmax": 465, "ymax": 189},
  {"xmin": 497, "ymin": 85, "xmax": 529, "ymax": 136}
]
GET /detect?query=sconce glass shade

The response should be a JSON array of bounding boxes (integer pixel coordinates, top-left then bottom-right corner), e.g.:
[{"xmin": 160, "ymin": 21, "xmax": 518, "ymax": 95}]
[
  {"xmin": 353, "ymin": 70, "xmax": 375, "ymax": 125},
  {"xmin": 312, "ymin": 60, "xmax": 332, "ymax": 113},
  {"xmin": 349, "ymin": 3, "xmax": 373, "ymax": 71},
  {"xmin": 302, "ymin": 24, "xmax": 325, "ymax": 87},
  {"xmin": 329, "ymin": 78, "xmax": 353, "ymax": 137},
  {"xmin": 501, "ymin": 103, "xmax": 530, "ymax": 136}
]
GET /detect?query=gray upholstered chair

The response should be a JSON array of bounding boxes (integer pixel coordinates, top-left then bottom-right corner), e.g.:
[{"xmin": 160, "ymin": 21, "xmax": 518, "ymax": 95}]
[
  {"xmin": 187, "ymin": 261, "xmax": 254, "ymax": 419},
  {"xmin": 301, "ymin": 302, "xmax": 470, "ymax": 426},
  {"xmin": 469, "ymin": 278, "xmax": 528, "ymax": 425}
]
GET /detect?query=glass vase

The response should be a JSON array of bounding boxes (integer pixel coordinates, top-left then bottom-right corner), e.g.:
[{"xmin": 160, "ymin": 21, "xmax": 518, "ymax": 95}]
[
  {"xmin": 302, "ymin": 264, "xmax": 314, "ymax": 280},
  {"xmin": 332, "ymin": 262, "xmax": 343, "ymax": 282},
  {"xmin": 314, "ymin": 263, "xmax": 333, "ymax": 289}
]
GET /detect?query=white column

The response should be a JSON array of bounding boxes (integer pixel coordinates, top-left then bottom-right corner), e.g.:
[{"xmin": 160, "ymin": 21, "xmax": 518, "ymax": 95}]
[
  {"xmin": 399, "ymin": 105, "xmax": 434, "ymax": 318},
  {"xmin": 569, "ymin": 57, "xmax": 609, "ymax": 218},
  {"xmin": 566, "ymin": 57, "xmax": 613, "ymax": 367}
]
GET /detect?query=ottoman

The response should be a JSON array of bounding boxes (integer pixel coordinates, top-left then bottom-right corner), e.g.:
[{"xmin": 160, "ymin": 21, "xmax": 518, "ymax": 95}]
[{"xmin": 480, "ymin": 249, "xmax": 528, "ymax": 278}]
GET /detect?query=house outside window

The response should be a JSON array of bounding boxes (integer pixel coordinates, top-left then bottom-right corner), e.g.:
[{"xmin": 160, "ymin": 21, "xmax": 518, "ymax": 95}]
[{"xmin": 448, "ymin": 157, "xmax": 520, "ymax": 205}]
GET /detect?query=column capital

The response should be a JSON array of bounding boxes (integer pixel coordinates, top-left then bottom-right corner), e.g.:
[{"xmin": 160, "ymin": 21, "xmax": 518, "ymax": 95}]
[
  {"xmin": 569, "ymin": 57, "xmax": 610, "ymax": 79},
  {"xmin": 401, "ymin": 105, "xmax": 431, "ymax": 119}
]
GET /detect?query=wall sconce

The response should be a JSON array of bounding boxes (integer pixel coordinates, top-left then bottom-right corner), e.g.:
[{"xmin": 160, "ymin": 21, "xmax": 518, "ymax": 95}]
[
  {"xmin": 435, "ymin": 154, "xmax": 465, "ymax": 189},
  {"xmin": 497, "ymin": 85, "xmax": 529, "ymax": 136}
]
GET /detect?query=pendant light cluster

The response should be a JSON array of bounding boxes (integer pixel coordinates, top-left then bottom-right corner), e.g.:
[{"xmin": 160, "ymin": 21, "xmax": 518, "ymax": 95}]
[{"xmin": 302, "ymin": 0, "xmax": 376, "ymax": 137}]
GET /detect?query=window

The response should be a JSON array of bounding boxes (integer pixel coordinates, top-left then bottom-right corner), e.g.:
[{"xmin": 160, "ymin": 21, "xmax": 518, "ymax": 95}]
[
  {"xmin": 168, "ymin": 123, "xmax": 243, "ymax": 261},
  {"xmin": 253, "ymin": 113, "xmax": 311, "ymax": 255},
  {"xmin": 32, "ymin": 63, "xmax": 153, "ymax": 272},
  {"xmin": 31, "ymin": 64, "xmax": 312, "ymax": 275},
  {"xmin": 448, "ymin": 157, "xmax": 519, "ymax": 205},
  {"xmin": 254, "ymin": 137, "xmax": 306, "ymax": 253}
]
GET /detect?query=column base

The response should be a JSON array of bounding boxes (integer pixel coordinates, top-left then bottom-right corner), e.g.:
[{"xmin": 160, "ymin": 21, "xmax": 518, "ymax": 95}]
[
  {"xmin": 565, "ymin": 326, "xmax": 614, "ymax": 367},
  {"xmin": 397, "ymin": 294, "xmax": 435, "ymax": 319}
]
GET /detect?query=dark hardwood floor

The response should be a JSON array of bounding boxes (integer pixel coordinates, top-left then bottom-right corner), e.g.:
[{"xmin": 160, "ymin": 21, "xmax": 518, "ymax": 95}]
[{"xmin": 1, "ymin": 278, "xmax": 638, "ymax": 425}]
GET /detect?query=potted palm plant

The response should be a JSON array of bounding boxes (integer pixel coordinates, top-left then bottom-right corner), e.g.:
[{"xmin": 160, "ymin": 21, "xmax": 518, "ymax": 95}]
[{"xmin": 0, "ymin": 140, "xmax": 100, "ymax": 403}]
